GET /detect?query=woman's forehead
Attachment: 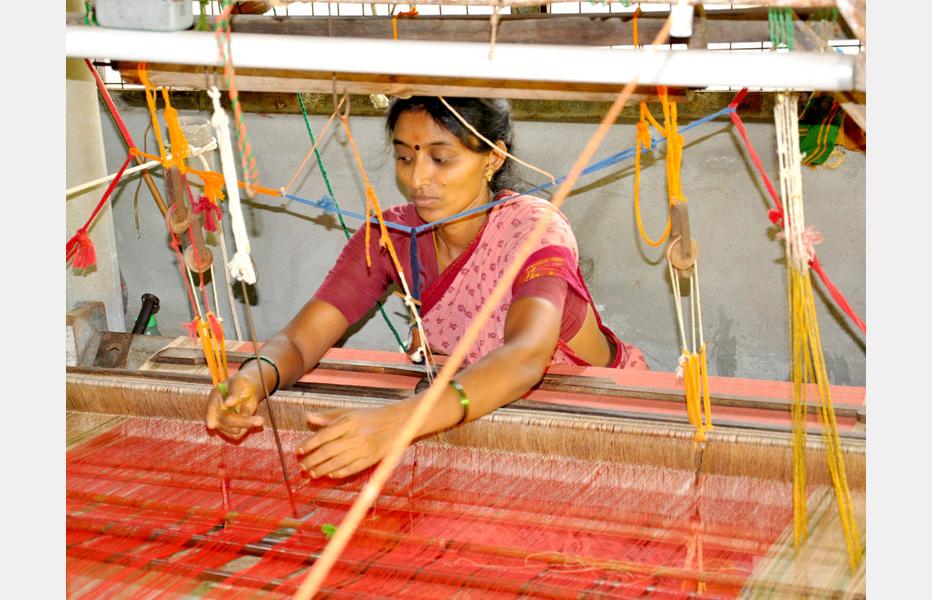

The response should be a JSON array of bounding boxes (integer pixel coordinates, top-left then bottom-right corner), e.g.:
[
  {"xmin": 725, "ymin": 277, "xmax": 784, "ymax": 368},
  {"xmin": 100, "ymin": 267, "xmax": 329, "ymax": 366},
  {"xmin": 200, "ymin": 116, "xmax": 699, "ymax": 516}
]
[{"xmin": 392, "ymin": 110, "xmax": 464, "ymax": 148}]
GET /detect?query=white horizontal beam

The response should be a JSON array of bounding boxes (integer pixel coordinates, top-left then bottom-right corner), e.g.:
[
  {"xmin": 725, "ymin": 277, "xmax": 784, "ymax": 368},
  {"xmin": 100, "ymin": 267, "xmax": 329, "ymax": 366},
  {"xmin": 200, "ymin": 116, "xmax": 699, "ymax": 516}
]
[{"xmin": 65, "ymin": 24, "xmax": 856, "ymax": 92}]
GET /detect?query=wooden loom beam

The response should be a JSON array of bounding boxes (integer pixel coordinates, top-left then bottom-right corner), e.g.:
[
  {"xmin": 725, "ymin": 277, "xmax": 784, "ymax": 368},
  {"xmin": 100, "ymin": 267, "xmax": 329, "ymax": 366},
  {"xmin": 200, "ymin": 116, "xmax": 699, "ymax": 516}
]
[
  {"xmin": 256, "ymin": 0, "xmax": 845, "ymax": 7},
  {"xmin": 66, "ymin": 367, "xmax": 865, "ymax": 486},
  {"xmin": 147, "ymin": 345, "xmax": 866, "ymax": 425},
  {"xmin": 113, "ymin": 62, "xmax": 678, "ymax": 104},
  {"xmin": 196, "ymin": 10, "xmax": 853, "ymax": 47}
]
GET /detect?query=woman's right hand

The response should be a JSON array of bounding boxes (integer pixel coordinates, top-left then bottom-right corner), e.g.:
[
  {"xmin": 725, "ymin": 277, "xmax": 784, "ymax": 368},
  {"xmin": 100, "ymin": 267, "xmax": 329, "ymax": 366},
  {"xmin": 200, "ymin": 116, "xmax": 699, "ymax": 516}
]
[{"xmin": 205, "ymin": 374, "xmax": 265, "ymax": 440}]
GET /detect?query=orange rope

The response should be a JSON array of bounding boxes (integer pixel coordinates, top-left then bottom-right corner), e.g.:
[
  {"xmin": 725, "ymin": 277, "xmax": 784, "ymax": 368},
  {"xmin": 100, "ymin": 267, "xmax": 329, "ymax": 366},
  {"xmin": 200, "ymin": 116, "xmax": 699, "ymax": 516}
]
[
  {"xmin": 633, "ymin": 102, "xmax": 671, "ymax": 247},
  {"xmin": 339, "ymin": 115, "xmax": 406, "ymax": 276},
  {"xmin": 138, "ymin": 63, "xmax": 167, "ymax": 162},
  {"xmin": 161, "ymin": 88, "xmax": 190, "ymax": 173},
  {"xmin": 659, "ymin": 86, "xmax": 687, "ymax": 208},
  {"xmin": 129, "ymin": 147, "xmax": 281, "ymax": 200},
  {"xmin": 631, "ymin": 11, "xmax": 673, "ymax": 248},
  {"xmin": 392, "ymin": 6, "xmax": 418, "ymax": 40},
  {"xmin": 128, "ymin": 80, "xmax": 234, "ymax": 386}
]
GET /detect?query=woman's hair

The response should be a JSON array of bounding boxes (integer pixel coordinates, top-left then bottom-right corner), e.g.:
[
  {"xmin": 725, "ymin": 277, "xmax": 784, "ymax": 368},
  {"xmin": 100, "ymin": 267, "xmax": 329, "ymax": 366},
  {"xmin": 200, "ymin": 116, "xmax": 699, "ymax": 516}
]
[{"xmin": 385, "ymin": 96, "xmax": 523, "ymax": 193}]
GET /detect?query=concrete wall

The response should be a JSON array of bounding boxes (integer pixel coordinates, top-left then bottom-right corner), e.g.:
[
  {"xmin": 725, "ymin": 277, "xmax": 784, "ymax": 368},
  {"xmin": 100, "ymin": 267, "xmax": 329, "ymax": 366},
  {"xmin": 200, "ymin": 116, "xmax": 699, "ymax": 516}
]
[{"xmin": 89, "ymin": 98, "xmax": 865, "ymax": 385}]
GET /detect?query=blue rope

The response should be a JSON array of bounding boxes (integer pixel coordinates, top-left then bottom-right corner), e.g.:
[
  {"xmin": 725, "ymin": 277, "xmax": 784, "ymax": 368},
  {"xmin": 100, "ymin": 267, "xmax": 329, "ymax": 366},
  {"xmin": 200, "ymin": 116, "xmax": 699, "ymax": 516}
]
[
  {"xmin": 410, "ymin": 233, "xmax": 421, "ymax": 300},
  {"xmin": 281, "ymin": 104, "xmax": 736, "ymax": 241},
  {"xmin": 282, "ymin": 193, "xmax": 415, "ymax": 233}
]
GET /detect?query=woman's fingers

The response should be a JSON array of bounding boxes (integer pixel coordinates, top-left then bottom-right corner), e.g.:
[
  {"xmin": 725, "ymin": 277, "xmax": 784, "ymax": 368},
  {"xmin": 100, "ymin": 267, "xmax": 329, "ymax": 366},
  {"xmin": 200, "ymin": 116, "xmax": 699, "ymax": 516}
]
[
  {"xmin": 326, "ymin": 457, "xmax": 374, "ymax": 479},
  {"xmin": 298, "ymin": 437, "xmax": 360, "ymax": 477},
  {"xmin": 205, "ymin": 389, "xmax": 225, "ymax": 430},
  {"xmin": 223, "ymin": 378, "xmax": 257, "ymax": 411},
  {"xmin": 220, "ymin": 411, "xmax": 264, "ymax": 433},
  {"xmin": 206, "ymin": 376, "xmax": 264, "ymax": 438},
  {"xmin": 297, "ymin": 416, "xmax": 352, "ymax": 457},
  {"xmin": 305, "ymin": 408, "xmax": 349, "ymax": 428}
]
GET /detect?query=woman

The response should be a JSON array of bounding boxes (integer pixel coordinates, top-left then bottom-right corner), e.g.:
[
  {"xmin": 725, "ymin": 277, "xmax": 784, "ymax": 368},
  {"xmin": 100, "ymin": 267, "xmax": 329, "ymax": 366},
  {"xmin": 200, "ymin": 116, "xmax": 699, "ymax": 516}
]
[{"xmin": 206, "ymin": 97, "xmax": 647, "ymax": 479}]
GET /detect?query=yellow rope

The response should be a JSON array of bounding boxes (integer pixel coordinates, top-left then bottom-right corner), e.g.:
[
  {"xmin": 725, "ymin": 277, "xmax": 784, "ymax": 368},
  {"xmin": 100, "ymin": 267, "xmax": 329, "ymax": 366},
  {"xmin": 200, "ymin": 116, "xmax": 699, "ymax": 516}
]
[
  {"xmin": 655, "ymin": 83, "xmax": 711, "ymax": 443},
  {"xmin": 633, "ymin": 103, "xmax": 670, "ymax": 247},
  {"xmin": 777, "ymin": 92, "xmax": 862, "ymax": 569}
]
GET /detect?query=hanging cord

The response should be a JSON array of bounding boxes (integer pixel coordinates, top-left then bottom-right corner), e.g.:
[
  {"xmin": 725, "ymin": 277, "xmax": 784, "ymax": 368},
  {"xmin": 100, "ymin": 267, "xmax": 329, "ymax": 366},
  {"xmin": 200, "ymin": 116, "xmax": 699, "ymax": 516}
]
[
  {"xmin": 214, "ymin": 0, "xmax": 260, "ymax": 197},
  {"xmin": 391, "ymin": 5, "xmax": 418, "ymax": 40},
  {"xmin": 207, "ymin": 86, "xmax": 256, "ymax": 285},
  {"xmin": 633, "ymin": 101, "xmax": 671, "ymax": 247},
  {"xmin": 437, "ymin": 96, "xmax": 556, "ymax": 184},
  {"xmin": 667, "ymin": 243, "xmax": 711, "ymax": 442},
  {"xmin": 194, "ymin": 153, "xmax": 244, "ymax": 342},
  {"xmin": 138, "ymin": 64, "xmax": 168, "ymax": 163},
  {"xmin": 775, "ymin": 92, "xmax": 861, "ymax": 570},
  {"xmin": 66, "ymin": 153, "xmax": 135, "ymax": 270},
  {"xmin": 728, "ymin": 91, "xmax": 865, "ymax": 335},
  {"xmin": 295, "ymin": 93, "xmax": 405, "ymax": 350},
  {"xmin": 281, "ymin": 96, "xmax": 345, "ymax": 196},
  {"xmin": 339, "ymin": 113, "xmax": 435, "ymax": 377},
  {"xmin": 654, "ymin": 82, "xmax": 712, "ymax": 443},
  {"xmin": 83, "ymin": 1, "xmax": 98, "ymax": 26},
  {"xmin": 631, "ymin": 10, "xmax": 673, "ymax": 247},
  {"xmin": 768, "ymin": 7, "xmax": 795, "ymax": 51}
]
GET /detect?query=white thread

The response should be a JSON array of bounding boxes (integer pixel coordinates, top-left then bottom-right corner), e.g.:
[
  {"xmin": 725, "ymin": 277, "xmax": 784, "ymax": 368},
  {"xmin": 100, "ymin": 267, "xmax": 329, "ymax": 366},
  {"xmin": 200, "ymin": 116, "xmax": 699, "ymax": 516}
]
[
  {"xmin": 196, "ymin": 153, "xmax": 244, "ymax": 341},
  {"xmin": 208, "ymin": 86, "xmax": 256, "ymax": 285}
]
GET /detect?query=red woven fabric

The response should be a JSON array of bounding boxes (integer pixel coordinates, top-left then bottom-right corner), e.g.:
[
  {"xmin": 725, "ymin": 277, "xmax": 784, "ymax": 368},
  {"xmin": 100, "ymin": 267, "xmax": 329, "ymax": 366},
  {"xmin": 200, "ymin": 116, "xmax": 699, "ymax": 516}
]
[{"xmin": 68, "ymin": 418, "xmax": 794, "ymax": 598}]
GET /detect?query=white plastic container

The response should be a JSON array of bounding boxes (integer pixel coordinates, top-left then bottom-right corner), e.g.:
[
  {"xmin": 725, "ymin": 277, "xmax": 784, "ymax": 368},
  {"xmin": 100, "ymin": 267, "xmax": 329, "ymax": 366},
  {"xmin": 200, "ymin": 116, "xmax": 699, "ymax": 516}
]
[{"xmin": 95, "ymin": 0, "xmax": 194, "ymax": 32}]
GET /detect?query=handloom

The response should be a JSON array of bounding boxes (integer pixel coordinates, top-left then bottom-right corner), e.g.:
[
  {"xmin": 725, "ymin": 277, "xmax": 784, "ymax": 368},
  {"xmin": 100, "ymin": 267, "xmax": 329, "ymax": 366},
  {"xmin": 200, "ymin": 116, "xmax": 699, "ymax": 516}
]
[
  {"xmin": 67, "ymin": 340, "xmax": 865, "ymax": 598},
  {"xmin": 65, "ymin": 6, "xmax": 866, "ymax": 597}
]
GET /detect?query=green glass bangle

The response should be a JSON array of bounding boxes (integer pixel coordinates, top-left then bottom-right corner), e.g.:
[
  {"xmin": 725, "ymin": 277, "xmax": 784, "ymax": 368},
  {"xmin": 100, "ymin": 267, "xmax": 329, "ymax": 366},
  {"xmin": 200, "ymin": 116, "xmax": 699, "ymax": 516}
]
[
  {"xmin": 240, "ymin": 355, "xmax": 280, "ymax": 396},
  {"xmin": 449, "ymin": 379, "xmax": 470, "ymax": 425}
]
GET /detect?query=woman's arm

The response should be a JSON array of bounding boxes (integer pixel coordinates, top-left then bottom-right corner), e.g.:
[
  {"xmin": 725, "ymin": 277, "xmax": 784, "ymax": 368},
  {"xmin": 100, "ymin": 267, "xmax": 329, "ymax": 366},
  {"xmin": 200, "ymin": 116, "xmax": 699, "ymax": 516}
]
[
  {"xmin": 205, "ymin": 299, "xmax": 349, "ymax": 438},
  {"xmin": 296, "ymin": 296, "xmax": 562, "ymax": 478}
]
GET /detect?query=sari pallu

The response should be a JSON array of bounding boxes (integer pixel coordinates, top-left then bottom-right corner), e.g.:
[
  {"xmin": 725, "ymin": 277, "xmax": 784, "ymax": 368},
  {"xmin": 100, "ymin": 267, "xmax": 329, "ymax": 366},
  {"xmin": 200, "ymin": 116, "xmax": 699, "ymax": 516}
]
[{"xmin": 419, "ymin": 195, "xmax": 648, "ymax": 369}]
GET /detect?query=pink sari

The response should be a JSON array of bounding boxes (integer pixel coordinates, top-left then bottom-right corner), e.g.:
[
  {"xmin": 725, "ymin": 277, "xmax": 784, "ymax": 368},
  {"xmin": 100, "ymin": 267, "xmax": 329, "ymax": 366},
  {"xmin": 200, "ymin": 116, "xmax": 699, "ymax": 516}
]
[{"xmin": 420, "ymin": 194, "xmax": 648, "ymax": 369}]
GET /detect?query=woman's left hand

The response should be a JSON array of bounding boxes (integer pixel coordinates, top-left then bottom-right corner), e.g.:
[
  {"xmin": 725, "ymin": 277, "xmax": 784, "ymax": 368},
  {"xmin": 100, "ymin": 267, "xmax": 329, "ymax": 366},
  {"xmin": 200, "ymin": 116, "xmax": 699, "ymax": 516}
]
[{"xmin": 297, "ymin": 403, "xmax": 409, "ymax": 479}]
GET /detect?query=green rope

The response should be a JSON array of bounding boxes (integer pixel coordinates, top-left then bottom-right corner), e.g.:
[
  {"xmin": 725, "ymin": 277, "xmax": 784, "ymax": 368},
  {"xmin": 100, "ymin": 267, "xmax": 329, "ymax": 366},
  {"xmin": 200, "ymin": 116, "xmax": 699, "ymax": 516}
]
[
  {"xmin": 84, "ymin": 1, "xmax": 98, "ymax": 26},
  {"xmin": 296, "ymin": 93, "xmax": 406, "ymax": 350},
  {"xmin": 768, "ymin": 8, "xmax": 795, "ymax": 51},
  {"xmin": 196, "ymin": 0, "xmax": 210, "ymax": 32}
]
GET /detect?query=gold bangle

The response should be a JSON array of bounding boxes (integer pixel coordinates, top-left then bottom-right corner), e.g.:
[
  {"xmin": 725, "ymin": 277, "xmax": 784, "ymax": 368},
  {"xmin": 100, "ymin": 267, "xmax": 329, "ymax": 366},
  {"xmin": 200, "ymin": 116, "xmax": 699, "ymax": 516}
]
[{"xmin": 449, "ymin": 379, "xmax": 470, "ymax": 425}]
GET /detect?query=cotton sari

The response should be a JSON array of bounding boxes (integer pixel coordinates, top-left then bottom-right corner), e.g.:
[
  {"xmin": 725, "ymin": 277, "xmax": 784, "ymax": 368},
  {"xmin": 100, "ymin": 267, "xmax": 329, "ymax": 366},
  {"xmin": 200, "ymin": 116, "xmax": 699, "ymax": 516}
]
[{"xmin": 420, "ymin": 194, "xmax": 648, "ymax": 369}]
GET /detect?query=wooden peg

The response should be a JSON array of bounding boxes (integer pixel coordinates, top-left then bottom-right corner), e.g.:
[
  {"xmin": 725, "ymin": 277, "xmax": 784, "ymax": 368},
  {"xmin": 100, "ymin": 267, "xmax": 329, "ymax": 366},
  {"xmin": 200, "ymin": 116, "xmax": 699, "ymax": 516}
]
[{"xmin": 669, "ymin": 202, "xmax": 698, "ymax": 275}]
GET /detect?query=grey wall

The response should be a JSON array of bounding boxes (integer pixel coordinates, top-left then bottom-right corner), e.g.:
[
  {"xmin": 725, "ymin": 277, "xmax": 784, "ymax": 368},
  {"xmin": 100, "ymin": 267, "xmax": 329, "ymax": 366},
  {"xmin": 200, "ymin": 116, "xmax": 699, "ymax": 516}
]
[
  {"xmin": 65, "ymin": 63, "xmax": 124, "ymax": 333},
  {"xmin": 83, "ymin": 98, "xmax": 865, "ymax": 385}
]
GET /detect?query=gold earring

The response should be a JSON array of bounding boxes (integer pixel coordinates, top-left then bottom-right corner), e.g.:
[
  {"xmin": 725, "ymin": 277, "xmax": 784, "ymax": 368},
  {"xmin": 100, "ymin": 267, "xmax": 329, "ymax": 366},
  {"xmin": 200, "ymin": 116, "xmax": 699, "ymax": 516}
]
[{"xmin": 485, "ymin": 168, "xmax": 494, "ymax": 183}]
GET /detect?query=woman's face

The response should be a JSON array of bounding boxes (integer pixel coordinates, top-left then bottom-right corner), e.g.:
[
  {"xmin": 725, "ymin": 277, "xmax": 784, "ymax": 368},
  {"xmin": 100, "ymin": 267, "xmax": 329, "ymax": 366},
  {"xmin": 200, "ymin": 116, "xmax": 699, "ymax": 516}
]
[{"xmin": 392, "ymin": 110, "xmax": 492, "ymax": 223}]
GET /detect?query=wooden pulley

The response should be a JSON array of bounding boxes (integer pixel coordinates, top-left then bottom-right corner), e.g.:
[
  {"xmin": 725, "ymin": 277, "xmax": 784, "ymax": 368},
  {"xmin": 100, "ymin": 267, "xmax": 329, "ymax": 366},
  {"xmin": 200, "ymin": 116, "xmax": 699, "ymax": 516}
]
[
  {"xmin": 183, "ymin": 242, "xmax": 214, "ymax": 273},
  {"xmin": 166, "ymin": 166, "xmax": 214, "ymax": 273},
  {"xmin": 668, "ymin": 202, "xmax": 698, "ymax": 275},
  {"xmin": 165, "ymin": 167, "xmax": 191, "ymax": 235}
]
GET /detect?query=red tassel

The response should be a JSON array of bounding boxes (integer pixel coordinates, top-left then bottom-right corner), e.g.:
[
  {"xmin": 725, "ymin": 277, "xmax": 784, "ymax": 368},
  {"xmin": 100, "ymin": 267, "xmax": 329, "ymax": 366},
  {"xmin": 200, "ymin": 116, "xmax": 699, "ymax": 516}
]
[
  {"xmin": 66, "ymin": 230, "xmax": 96, "ymax": 270},
  {"xmin": 183, "ymin": 319, "xmax": 200, "ymax": 338},
  {"xmin": 768, "ymin": 207, "xmax": 785, "ymax": 228},
  {"xmin": 207, "ymin": 312, "xmax": 225, "ymax": 341},
  {"xmin": 193, "ymin": 195, "xmax": 223, "ymax": 232}
]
